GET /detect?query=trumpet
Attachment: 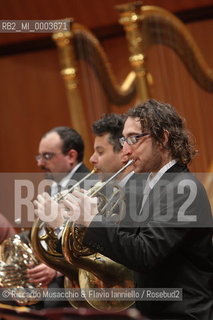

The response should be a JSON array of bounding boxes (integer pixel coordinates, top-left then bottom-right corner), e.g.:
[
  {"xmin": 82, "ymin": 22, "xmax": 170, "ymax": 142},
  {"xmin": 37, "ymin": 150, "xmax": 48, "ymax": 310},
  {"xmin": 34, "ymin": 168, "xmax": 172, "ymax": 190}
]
[{"xmin": 31, "ymin": 160, "xmax": 134, "ymax": 310}]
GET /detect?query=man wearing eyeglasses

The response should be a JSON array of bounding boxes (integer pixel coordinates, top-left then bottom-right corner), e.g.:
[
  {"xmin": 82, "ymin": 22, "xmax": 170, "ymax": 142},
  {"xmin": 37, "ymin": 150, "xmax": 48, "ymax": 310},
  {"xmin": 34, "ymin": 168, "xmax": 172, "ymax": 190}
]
[
  {"xmin": 34, "ymin": 115, "xmax": 143, "ymax": 309},
  {"xmin": 60, "ymin": 99, "xmax": 213, "ymax": 319},
  {"xmin": 36, "ymin": 115, "xmax": 139, "ymax": 228},
  {"xmin": 35, "ymin": 126, "xmax": 89, "ymax": 187},
  {"xmin": 28, "ymin": 126, "xmax": 89, "ymax": 308}
]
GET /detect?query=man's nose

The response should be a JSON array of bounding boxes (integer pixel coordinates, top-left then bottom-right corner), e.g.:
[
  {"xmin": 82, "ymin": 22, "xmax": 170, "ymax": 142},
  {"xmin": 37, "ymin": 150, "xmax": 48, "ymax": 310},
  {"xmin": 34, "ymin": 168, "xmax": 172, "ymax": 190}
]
[
  {"xmin": 89, "ymin": 153, "xmax": 97, "ymax": 165},
  {"xmin": 37, "ymin": 157, "xmax": 46, "ymax": 167},
  {"xmin": 122, "ymin": 142, "xmax": 133, "ymax": 156}
]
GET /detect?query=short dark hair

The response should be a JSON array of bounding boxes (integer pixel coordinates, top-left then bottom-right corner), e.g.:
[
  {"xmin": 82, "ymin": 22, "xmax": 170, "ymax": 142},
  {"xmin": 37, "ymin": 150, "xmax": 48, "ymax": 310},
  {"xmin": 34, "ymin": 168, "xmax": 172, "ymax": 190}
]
[
  {"xmin": 44, "ymin": 126, "xmax": 84, "ymax": 162},
  {"xmin": 92, "ymin": 114, "xmax": 124, "ymax": 152},
  {"xmin": 126, "ymin": 99, "xmax": 196, "ymax": 165}
]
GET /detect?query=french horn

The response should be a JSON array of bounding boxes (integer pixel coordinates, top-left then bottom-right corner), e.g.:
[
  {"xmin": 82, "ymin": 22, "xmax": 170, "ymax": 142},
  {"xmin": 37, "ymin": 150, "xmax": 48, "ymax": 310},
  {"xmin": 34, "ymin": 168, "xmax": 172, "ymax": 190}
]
[
  {"xmin": 31, "ymin": 160, "xmax": 135, "ymax": 311},
  {"xmin": 0, "ymin": 234, "xmax": 42, "ymax": 305},
  {"xmin": 31, "ymin": 169, "xmax": 97, "ymax": 309},
  {"xmin": 62, "ymin": 160, "xmax": 135, "ymax": 311}
]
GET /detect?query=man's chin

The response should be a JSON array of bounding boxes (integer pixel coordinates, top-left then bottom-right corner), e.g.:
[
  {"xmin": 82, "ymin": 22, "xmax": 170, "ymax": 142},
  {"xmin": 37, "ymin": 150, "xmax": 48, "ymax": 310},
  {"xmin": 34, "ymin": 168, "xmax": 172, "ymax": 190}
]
[
  {"xmin": 97, "ymin": 172, "xmax": 105, "ymax": 181},
  {"xmin": 133, "ymin": 161, "xmax": 141, "ymax": 173},
  {"xmin": 101, "ymin": 172, "xmax": 117, "ymax": 182},
  {"xmin": 95, "ymin": 172, "xmax": 111, "ymax": 181}
]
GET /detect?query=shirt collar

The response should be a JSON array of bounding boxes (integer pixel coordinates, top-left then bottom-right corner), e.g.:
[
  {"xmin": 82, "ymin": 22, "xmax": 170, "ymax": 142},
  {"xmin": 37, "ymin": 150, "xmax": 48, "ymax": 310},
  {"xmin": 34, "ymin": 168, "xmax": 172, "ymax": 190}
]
[
  {"xmin": 147, "ymin": 160, "xmax": 176, "ymax": 190},
  {"xmin": 118, "ymin": 171, "xmax": 135, "ymax": 188},
  {"xmin": 51, "ymin": 162, "xmax": 82, "ymax": 195},
  {"xmin": 59, "ymin": 162, "xmax": 82, "ymax": 188}
]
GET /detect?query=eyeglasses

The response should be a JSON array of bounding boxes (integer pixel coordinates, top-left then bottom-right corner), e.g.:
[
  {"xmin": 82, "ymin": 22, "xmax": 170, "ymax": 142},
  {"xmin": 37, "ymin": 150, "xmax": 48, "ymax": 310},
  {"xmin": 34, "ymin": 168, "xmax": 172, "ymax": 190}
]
[
  {"xmin": 119, "ymin": 133, "xmax": 149, "ymax": 146},
  {"xmin": 35, "ymin": 152, "xmax": 59, "ymax": 161}
]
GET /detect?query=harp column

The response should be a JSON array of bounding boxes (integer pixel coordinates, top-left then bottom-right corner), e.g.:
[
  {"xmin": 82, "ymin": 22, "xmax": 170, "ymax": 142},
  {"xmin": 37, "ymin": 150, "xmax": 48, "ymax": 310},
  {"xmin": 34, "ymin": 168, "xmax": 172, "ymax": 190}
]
[
  {"xmin": 117, "ymin": 2, "xmax": 151, "ymax": 102},
  {"xmin": 52, "ymin": 24, "xmax": 92, "ymax": 167}
]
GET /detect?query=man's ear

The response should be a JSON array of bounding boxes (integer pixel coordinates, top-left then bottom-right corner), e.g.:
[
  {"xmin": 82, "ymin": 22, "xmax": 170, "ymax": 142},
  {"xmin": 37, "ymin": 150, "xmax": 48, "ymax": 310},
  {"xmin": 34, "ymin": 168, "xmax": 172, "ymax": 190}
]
[
  {"xmin": 161, "ymin": 130, "xmax": 170, "ymax": 149},
  {"xmin": 67, "ymin": 149, "xmax": 78, "ymax": 164}
]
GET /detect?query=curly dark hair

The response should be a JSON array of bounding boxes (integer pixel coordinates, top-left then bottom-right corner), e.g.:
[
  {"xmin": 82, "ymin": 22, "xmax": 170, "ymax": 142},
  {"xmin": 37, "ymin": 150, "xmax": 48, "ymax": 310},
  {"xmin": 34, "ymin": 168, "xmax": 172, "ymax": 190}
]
[
  {"xmin": 126, "ymin": 99, "xmax": 197, "ymax": 165},
  {"xmin": 43, "ymin": 126, "xmax": 84, "ymax": 162},
  {"xmin": 92, "ymin": 114, "xmax": 124, "ymax": 152}
]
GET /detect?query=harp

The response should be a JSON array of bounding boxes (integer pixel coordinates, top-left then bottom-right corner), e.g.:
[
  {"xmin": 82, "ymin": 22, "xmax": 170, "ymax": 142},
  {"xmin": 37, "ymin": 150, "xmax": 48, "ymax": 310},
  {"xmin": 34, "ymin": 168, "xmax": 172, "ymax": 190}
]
[{"xmin": 52, "ymin": 1, "xmax": 213, "ymax": 172}]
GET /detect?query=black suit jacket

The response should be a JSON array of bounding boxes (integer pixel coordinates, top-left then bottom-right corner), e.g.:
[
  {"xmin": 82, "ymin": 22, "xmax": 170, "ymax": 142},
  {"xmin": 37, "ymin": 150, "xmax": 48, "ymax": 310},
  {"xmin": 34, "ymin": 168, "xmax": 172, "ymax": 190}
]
[
  {"xmin": 73, "ymin": 163, "xmax": 90, "ymax": 176},
  {"xmin": 83, "ymin": 163, "xmax": 213, "ymax": 319}
]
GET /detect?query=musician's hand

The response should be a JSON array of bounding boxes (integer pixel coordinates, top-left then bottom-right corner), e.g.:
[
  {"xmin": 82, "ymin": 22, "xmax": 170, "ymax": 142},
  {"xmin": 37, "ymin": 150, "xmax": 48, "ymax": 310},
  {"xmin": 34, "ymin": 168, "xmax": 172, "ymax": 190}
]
[
  {"xmin": 27, "ymin": 263, "xmax": 57, "ymax": 286},
  {"xmin": 34, "ymin": 192, "xmax": 65, "ymax": 228},
  {"xmin": 62, "ymin": 189, "xmax": 98, "ymax": 227}
]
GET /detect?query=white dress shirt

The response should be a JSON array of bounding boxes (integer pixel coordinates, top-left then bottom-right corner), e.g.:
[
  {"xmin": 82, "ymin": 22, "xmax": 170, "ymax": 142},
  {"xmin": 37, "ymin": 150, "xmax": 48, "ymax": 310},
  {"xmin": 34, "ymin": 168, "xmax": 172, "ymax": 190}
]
[
  {"xmin": 51, "ymin": 162, "xmax": 83, "ymax": 196},
  {"xmin": 140, "ymin": 160, "xmax": 177, "ymax": 209}
]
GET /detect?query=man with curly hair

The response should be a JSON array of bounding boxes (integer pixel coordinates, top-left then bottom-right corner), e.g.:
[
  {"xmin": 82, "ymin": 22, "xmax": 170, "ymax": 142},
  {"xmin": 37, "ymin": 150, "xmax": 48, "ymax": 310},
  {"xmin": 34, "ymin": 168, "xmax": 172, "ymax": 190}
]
[{"xmin": 63, "ymin": 99, "xmax": 213, "ymax": 319}]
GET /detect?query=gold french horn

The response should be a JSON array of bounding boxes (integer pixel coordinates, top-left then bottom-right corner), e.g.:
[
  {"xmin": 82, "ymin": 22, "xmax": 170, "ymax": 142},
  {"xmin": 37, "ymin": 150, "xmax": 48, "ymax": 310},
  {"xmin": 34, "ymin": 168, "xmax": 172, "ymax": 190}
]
[
  {"xmin": 31, "ymin": 169, "xmax": 97, "ymax": 308},
  {"xmin": 0, "ymin": 233, "xmax": 43, "ymax": 305},
  {"xmin": 62, "ymin": 160, "xmax": 135, "ymax": 311},
  {"xmin": 31, "ymin": 160, "xmax": 135, "ymax": 311}
]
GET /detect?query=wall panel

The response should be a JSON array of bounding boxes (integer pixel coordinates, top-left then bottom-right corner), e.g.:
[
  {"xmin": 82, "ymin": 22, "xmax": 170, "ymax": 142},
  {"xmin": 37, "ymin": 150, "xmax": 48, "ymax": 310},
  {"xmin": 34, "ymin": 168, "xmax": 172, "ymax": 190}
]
[
  {"xmin": 0, "ymin": 49, "xmax": 70, "ymax": 171},
  {"xmin": 0, "ymin": 10, "xmax": 212, "ymax": 173}
]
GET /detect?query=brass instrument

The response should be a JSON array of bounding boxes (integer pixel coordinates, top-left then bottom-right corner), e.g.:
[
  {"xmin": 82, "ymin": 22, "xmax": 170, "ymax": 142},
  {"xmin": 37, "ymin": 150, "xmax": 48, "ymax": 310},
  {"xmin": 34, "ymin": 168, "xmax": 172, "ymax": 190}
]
[
  {"xmin": 31, "ymin": 169, "xmax": 97, "ymax": 309},
  {"xmin": 31, "ymin": 160, "xmax": 134, "ymax": 310},
  {"xmin": 61, "ymin": 160, "xmax": 135, "ymax": 311},
  {"xmin": 0, "ymin": 234, "xmax": 42, "ymax": 305},
  {"xmin": 52, "ymin": 169, "xmax": 97, "ymax": 202}
]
